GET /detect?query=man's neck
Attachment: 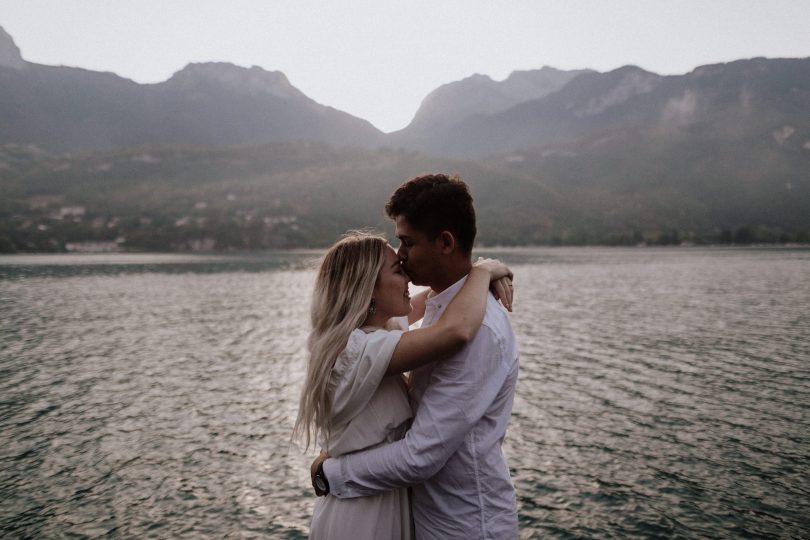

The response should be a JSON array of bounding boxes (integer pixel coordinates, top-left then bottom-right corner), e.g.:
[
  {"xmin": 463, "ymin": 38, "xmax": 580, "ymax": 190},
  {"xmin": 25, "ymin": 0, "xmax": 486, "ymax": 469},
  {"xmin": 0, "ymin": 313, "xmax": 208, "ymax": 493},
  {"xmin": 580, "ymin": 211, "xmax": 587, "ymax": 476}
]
[{"xmin": 430, "ymin": 260, "xmax": 473, "ymax": 294}]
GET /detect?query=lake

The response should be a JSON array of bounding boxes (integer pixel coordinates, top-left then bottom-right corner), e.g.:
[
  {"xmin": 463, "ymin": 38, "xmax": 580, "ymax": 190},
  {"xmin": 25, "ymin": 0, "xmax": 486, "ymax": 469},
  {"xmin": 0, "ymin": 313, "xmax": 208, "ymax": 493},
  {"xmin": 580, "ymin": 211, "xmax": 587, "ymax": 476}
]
[{"xmin": 1, "ymin": 247, "xmax": 808, "ymax": 538}]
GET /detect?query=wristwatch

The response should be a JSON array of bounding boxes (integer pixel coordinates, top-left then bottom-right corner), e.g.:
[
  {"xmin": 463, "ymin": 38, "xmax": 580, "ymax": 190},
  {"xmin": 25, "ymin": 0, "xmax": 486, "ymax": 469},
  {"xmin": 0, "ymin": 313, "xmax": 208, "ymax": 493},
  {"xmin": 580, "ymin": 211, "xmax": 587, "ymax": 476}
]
[{"xmin": 314, "ymin": 461, "xmax": 330, "ymax": 496}]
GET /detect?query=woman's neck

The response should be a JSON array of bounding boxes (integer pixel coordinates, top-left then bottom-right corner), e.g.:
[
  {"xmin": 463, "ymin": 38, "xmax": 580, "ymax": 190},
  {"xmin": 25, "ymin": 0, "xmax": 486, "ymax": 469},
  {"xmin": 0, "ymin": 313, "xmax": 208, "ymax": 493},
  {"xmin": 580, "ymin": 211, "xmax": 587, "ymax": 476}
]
[{"xmin": 363, "ymin": 311, "xmax": 389, "ymax": 329}]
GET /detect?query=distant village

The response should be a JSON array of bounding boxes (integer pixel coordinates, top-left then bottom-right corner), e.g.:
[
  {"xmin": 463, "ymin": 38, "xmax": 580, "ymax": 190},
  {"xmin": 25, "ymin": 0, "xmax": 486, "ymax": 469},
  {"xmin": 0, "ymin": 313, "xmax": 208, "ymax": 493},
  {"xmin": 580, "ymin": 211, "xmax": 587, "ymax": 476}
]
[{"xmin": 7, "ymin": 198, "xmax": 302, "ymax": 253}]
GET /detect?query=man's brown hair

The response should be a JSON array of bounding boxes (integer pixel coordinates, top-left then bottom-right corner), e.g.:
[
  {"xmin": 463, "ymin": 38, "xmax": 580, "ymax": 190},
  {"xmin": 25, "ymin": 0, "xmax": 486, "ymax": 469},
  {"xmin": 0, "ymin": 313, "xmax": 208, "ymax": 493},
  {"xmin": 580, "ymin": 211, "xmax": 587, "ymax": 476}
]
[{"xmin": 385, "ymin": 173, "xmax": 476, "ymax": 255}]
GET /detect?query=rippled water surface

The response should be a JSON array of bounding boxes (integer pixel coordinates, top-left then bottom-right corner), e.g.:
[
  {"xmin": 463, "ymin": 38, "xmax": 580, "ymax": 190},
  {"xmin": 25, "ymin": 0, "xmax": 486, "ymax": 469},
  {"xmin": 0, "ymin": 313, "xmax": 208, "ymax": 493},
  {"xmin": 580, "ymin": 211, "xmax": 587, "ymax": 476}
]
[{"xmin": 1, "ymin": 248, "xmax": 808, "ymax": 538}]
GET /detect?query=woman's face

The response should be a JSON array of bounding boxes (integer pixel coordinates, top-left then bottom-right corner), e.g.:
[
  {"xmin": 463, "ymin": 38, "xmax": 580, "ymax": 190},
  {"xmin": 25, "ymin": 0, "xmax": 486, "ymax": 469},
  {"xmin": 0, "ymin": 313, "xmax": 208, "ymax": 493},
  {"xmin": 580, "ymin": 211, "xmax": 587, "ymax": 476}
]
[{"xmin": 372, "ymin": 245, "xmax": 412, "ymax": 319}]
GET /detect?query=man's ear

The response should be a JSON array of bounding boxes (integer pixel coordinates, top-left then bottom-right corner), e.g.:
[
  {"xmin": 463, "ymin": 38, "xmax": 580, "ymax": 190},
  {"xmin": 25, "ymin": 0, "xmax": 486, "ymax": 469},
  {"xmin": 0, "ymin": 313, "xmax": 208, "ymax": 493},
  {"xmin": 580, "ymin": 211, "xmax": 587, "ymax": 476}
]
[{"xmin": 437, "ymin": 231, "xmax": 456, "ymax": 255}]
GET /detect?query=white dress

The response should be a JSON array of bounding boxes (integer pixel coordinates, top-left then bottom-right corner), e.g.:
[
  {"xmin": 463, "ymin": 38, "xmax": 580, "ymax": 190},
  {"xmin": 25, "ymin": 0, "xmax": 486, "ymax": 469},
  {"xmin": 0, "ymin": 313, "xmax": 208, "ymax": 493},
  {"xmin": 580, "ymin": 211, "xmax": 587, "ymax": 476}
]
[{"xmin": 310, "ymin": 327, "xmax": 414, "ymax": 540}]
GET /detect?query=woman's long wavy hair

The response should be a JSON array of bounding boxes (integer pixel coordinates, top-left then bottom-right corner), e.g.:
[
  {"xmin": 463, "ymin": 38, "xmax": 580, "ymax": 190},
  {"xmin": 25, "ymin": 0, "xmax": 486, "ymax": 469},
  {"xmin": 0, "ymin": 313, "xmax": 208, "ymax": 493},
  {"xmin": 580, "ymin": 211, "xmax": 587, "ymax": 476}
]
[{"xmin": 292, "ymin": 230, "xmax": 387, "ymax": 451}]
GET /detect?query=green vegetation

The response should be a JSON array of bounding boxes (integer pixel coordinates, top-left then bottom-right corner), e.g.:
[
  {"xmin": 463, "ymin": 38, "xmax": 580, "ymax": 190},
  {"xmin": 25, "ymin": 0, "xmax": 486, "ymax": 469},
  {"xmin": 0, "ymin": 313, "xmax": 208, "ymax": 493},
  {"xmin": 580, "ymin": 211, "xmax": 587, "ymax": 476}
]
[{"xmin": 0, "ymin": 142, "xmax": 807, "ymax": 253}]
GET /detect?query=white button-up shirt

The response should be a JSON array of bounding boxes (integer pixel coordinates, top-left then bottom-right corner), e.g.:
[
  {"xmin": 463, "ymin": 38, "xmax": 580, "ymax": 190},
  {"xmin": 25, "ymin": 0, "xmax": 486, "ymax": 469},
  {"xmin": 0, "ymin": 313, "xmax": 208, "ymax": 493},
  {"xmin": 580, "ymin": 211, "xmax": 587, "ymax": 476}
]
[{"xmin": 324, "ymin": 275, "xmax": 519, "ymax": 539}]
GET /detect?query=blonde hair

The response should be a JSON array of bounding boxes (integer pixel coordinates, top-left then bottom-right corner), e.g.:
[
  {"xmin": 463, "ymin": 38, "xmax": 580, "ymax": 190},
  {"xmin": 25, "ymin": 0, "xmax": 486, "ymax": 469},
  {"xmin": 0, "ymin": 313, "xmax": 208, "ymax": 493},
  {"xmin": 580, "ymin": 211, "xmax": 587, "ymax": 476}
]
[{"xmin": 292, "ymin": 230, "xmax": 387, "ymax": 450}]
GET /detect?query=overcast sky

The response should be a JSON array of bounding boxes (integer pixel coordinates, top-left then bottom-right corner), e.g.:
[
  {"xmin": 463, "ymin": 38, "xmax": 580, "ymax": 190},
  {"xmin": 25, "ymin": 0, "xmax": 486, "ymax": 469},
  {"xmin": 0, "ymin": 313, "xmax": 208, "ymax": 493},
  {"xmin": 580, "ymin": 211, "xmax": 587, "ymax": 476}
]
[{"xmin": 4, "ymin": 0, "xmax": 810, "ymax": 132}]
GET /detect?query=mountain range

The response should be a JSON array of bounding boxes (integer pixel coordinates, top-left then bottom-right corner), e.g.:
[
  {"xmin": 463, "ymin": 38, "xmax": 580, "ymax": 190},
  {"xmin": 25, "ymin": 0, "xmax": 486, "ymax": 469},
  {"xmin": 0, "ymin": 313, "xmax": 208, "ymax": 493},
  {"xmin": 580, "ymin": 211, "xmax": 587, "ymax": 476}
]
[
  {"xmin": 1, "ymin": 25, "xmax": 808, "ymax": 251},
  {"xmin": 0, "ymin": 27, "xmax": 382, "ymax": 152}
]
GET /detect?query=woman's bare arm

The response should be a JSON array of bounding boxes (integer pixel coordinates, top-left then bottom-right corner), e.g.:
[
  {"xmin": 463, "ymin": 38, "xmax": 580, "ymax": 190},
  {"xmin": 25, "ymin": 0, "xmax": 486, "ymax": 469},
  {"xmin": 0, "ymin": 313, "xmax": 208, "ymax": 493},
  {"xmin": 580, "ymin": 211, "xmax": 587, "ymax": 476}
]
[{"xmin": 385, "ymin": 259, "xmax": 511, "ymax": 376}]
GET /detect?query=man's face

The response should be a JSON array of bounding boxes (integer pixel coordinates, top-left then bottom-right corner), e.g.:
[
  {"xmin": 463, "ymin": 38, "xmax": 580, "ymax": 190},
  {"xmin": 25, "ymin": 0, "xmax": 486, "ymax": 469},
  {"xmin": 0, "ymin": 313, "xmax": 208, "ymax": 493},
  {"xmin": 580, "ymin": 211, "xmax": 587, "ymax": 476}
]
[{"xmin": 394, "ymin": 215, "xmax": 442, "ymax": 287}]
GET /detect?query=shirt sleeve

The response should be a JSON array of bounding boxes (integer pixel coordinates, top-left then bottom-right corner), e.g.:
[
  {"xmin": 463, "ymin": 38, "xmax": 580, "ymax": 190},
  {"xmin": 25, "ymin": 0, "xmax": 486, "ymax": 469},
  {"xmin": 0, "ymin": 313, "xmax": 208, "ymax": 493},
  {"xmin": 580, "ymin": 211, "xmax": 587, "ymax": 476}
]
[
  {"xmin": 323, "ymin": 324, "xmax": 509, "ymax": 498},
  {"xmin": 329, "ymin": 329, "xmax": 404, "ymax": 429},
  {"xmin": 385, "ymin": 316, "xmax": 410, "ymax": 332}
]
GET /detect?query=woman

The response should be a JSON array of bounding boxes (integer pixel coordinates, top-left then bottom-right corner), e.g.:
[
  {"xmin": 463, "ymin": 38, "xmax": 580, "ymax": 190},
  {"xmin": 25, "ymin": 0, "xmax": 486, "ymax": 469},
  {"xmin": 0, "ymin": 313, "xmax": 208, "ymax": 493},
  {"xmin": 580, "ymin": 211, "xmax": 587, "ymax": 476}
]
[{"xmin": 292, "ymin": 231, "xmax": 512, "ymax": 540}]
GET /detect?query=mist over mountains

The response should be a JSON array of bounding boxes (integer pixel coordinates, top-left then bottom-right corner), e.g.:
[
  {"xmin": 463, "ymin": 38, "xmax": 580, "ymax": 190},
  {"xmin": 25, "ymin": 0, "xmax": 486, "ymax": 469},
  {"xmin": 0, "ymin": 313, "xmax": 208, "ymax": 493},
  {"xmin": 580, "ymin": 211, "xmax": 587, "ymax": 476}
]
[{"xmin": 1, "ymin": 25, "xmax": 808, "ymax": 252}]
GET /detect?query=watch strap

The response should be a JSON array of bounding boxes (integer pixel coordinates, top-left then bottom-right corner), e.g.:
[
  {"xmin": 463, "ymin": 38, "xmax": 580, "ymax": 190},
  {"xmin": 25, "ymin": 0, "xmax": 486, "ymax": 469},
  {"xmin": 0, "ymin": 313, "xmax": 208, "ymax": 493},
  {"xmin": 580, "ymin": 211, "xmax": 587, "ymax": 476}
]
[{"xmin": 316, "ymin": 461, "xmax": 330, "ymax": 495}]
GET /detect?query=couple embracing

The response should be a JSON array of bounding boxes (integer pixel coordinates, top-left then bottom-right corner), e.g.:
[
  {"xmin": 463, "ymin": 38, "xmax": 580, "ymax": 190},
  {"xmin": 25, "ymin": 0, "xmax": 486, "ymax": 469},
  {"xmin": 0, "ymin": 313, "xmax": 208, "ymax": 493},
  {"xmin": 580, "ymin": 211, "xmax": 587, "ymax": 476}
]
[{"xmin": 293, "ymin": 173, "xmax": 519, "ymax": 539}]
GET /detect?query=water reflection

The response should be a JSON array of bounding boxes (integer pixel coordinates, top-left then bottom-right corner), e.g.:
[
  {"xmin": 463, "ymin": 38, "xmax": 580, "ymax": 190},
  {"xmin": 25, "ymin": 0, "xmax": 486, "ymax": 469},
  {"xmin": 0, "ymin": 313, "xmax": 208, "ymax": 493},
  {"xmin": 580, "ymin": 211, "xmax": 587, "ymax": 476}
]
[{"xmin": 1, "ymin": 248, "xmax": 808, "ymax": 537}]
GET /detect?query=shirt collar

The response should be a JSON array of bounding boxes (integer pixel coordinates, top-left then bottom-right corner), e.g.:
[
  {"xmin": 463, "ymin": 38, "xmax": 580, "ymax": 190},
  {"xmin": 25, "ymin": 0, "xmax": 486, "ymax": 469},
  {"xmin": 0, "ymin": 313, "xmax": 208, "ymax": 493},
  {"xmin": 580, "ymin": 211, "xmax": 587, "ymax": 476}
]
[{"xmin": 425, "ymin": 274, "xmax": 468, "ymax": 311}]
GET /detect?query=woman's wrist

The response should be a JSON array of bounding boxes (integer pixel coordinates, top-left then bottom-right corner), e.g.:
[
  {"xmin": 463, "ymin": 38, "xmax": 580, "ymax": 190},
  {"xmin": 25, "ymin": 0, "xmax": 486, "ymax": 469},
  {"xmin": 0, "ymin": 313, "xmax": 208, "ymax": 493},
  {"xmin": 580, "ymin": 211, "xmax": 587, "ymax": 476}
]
[{"xmin": 469, "ymin": 265, "xmax": 493, "ymax": 280}]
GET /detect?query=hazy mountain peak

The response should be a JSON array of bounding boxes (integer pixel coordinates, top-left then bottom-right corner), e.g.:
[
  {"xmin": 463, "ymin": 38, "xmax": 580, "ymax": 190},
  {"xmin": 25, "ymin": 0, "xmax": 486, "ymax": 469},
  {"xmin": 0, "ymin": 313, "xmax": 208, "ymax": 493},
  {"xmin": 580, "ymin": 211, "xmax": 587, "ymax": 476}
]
[
  {"xmin": 0, "ymin": 25, "xmax": 27, "ymax": 70},
  {"xmin": 403, "ymin": 66, "xmax": 589, "ymax": 132},
  {"xmin": 0, "ymin": 32, "xmax": 382, "ymax": 152},
  {"xmin": 505, "ymin": 65, "xmax": 569, "ymax": 79},
  {"xmin": 466, "ymin": 73, "xmax": 496, "ymax": 83},
  {"xmin": 168, "ymin": 62, "xmax": 307, "ymax": 101},
  {"xmin": 501, "ymin": 66, "xmax": 593, "ymax": 99}
]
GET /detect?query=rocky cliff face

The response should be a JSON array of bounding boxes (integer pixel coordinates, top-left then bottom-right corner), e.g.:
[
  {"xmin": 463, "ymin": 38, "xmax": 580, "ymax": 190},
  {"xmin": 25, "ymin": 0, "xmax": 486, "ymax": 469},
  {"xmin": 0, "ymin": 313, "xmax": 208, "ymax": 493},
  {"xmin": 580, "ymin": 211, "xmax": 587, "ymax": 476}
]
[
  {"xmin": 0, "ymin": 26, "xmax": 27, "ymax": 70},
  {"xmin": 387, "ymin": 59, "xmax": 810, "ymax": 159}
]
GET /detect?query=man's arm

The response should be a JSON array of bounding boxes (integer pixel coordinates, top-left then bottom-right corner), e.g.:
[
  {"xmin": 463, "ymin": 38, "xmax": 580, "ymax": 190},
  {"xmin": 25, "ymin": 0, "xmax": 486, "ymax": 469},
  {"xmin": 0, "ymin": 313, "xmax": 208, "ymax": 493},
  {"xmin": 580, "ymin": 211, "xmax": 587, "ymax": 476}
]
[{"xmin": 321, "ymin": 323, "xmax": 511, "ymax": 498}]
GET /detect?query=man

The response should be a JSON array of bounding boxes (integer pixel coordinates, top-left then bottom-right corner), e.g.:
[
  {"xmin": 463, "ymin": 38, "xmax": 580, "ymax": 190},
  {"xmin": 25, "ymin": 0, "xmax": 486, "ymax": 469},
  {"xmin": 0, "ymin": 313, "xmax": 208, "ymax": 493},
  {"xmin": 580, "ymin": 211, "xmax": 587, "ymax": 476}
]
[{"xmin": 313, "ymin": 173, "xmax": 519, "ymax": 539}]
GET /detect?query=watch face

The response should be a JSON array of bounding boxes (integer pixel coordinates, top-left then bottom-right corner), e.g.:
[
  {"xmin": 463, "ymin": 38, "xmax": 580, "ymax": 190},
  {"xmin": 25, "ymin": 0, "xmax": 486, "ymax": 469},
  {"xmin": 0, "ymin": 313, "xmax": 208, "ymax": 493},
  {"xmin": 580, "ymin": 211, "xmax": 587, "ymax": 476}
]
[{"xmin": 315, "ymin": 476, "xmax": 327, "ymax": 492}]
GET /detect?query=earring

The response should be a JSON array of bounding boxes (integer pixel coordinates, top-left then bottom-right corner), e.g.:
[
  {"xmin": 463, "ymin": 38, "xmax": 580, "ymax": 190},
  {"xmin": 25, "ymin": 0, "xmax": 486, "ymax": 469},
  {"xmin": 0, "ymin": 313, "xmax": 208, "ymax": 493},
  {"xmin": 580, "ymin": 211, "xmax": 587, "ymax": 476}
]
[{"xmin": 368, "ymin": 299, "xmax": 376, "ymax": 315}]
